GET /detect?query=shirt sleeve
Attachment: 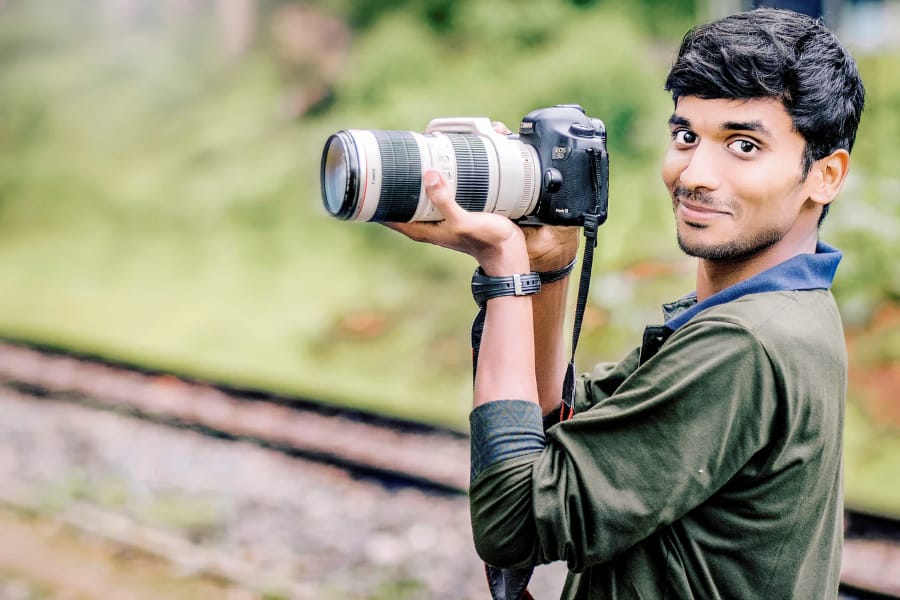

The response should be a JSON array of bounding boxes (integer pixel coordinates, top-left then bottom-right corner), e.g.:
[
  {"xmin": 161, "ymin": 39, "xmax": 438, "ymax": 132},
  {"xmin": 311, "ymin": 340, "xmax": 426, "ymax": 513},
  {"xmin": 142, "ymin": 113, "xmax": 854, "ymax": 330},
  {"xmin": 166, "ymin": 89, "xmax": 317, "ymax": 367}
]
[
  {"xmin": 469, "ymin": 400, "xmax": 545, "ymax": 481},
  {"xmin": 469, "ymin": 318, "xmax": 779, "ymax": 571},
  {"xmin": 574, "ymin": 346, "xmax": 642, "ymax": 413},
  {"xmin": 540, "ymin": 347, "xmax": 642, "ymax": 431}
]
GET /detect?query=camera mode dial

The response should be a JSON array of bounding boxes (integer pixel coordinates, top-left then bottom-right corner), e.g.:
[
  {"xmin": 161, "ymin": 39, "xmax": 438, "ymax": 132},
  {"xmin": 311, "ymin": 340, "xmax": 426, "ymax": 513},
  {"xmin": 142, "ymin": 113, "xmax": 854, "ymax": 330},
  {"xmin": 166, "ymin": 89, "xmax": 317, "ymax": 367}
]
[{"xmin": 569, "ymin": 123, "xmax": 596, "ymax": 137}]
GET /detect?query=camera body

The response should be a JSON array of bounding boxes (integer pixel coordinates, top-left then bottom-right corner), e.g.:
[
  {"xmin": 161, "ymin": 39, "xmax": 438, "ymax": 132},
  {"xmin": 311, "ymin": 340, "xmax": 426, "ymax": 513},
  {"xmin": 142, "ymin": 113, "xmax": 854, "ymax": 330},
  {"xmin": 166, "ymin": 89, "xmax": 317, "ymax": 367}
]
[
  {"xmin": 320, "ymin": 104, "xmax": 609, "ymax": 227},
  {"xmin": 514, "ymin": 105, "xmax": 608, "ymax": 227}
]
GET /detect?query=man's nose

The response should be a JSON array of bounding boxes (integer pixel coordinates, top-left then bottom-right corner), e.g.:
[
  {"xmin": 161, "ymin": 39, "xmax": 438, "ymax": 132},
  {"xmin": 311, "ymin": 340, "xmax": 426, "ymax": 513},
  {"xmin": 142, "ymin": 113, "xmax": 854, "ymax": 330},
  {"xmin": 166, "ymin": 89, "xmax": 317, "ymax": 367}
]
[{"xmin": 678, "ymin": 142, "xmax": 721, "ymax": 191}]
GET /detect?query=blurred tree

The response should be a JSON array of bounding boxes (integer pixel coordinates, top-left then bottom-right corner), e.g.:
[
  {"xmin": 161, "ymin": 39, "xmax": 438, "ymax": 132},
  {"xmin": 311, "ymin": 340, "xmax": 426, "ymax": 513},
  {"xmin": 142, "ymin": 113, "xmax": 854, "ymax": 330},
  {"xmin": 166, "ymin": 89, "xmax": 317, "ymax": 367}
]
[
  {"xmin": 219, "ymin": 0, "xmax": 257, "ymax": 58},
  {"xmin": 269, "ymin": 3, "xmax": 350, "ymax": 117}
]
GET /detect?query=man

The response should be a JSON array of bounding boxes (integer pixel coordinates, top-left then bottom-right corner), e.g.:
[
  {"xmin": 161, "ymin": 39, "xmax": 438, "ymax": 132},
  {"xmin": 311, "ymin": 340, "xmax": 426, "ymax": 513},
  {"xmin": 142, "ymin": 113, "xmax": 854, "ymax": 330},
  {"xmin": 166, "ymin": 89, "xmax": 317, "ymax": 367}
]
[{"xmin": 389, "ymin": 8, "xmax": 864, "ymax": 599}]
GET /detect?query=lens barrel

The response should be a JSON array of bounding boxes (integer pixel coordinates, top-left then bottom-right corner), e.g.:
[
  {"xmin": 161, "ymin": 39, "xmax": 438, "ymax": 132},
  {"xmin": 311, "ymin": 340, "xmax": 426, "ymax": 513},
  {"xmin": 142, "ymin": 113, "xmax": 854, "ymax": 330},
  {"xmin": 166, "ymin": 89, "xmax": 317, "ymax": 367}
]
[
  {"xmin": 321, "ymin": 130, "xmax": 427, "ymax": 222},
  {"xmin": 320, "ymin": 119, "xmax": 538, "ymax": 223}
]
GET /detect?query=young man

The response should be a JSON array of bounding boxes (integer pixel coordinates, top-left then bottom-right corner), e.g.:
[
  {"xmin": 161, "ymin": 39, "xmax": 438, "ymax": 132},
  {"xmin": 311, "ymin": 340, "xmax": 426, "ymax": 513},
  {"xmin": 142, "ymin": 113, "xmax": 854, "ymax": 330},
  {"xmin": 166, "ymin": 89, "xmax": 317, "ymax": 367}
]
[{"xmin": 389, "ymin": 8, "xmax": 864, "ymax": 599}]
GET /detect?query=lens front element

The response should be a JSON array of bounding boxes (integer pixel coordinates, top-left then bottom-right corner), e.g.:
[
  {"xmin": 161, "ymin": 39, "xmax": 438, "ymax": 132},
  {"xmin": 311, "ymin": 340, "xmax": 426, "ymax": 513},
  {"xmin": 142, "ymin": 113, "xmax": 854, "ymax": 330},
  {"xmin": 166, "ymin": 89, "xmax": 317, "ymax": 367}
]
[{"xmin": 321, "ymin": 132, "xmax": 359, "ymax": 219}]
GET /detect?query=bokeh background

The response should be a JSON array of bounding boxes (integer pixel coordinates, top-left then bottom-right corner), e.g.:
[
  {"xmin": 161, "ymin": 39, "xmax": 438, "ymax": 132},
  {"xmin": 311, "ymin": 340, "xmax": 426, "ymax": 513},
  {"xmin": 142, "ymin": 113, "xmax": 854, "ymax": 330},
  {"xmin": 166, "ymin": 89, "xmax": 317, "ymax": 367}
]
[{"xmin": 0, "ymin": 0, "xmax": 897, "ymax": 570}]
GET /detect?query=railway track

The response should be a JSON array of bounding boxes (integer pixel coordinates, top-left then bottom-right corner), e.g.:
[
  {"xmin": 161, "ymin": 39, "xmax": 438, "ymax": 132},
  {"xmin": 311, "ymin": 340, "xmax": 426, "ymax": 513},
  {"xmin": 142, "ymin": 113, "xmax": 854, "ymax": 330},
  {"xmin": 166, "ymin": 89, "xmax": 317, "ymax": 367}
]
[
  {"xmin": 0, "ymin": 338, "xmax": 897, "ymax": 597},
  {"xmin": 0, "ymin": 339, "xmax": 470, "ymax": 495},
  {"xmin": 842, "ymin": 509, "xmax": 900, "ymax": 599}
]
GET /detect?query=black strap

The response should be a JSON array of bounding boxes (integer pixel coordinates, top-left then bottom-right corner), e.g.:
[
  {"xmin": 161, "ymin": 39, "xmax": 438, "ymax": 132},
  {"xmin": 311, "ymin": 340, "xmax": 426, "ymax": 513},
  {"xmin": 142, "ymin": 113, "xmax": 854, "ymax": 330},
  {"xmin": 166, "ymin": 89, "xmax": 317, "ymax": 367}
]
[
  {"xmin": 472, "ymin": 268, "xmax": 542, "ymax": 308},
  {"xmin": 471, "ymin": 147, "xmax": 607, "ymax": 600},
  {"xmin": 485, "ymin": 564, "xmax": 535, "ymax": 600},
  {"xmin": 471, "ymin": 305, "xmax": 486, "ymax": 382},
  {"xmin": 470, "ymin": 303, "xmax": 539, "ymax": 600},
  {"xmin": 537, "ymin": 257, "xmax": 577, "ymax": 284},
  {"xmin": 559, "ymin": 147, "xmax": 605, "ymax": 421}
]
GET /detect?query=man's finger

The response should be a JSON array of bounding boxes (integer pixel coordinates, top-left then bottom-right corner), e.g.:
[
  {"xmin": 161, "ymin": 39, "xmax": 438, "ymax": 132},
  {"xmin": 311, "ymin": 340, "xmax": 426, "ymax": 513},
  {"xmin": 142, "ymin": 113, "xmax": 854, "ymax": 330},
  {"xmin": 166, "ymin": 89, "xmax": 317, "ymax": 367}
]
[
  {"xmin": 383, "ymin": 220, "xmax": 443, "ymax": 244},
  {"xmin": 423, "ymin": 169, "xmax": 465, "ymax": 222},
  {"xmin": 492, "ymin": 121, "xmax": 512, "ymax": 135}
]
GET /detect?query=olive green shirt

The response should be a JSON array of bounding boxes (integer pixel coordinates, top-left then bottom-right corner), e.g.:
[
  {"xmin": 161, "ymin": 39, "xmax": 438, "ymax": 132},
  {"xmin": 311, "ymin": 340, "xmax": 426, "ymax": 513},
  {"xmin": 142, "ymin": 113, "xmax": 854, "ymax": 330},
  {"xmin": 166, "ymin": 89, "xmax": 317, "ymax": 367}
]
[{"xmin": 469, "ymin": 247, "xmax": 847, "ymax": 599}]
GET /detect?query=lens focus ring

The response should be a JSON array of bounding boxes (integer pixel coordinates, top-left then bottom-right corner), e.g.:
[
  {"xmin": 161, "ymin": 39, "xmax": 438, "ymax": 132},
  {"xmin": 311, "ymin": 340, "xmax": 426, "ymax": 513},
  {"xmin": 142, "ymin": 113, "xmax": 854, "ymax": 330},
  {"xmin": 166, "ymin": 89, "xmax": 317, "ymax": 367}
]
[
  {"xmin": 448, "ymin": 134, "xmax": 489, "ymax": 213},
  {"xmin": 373, "ymin": 131, "xmax": 422, "ymax": 222}
]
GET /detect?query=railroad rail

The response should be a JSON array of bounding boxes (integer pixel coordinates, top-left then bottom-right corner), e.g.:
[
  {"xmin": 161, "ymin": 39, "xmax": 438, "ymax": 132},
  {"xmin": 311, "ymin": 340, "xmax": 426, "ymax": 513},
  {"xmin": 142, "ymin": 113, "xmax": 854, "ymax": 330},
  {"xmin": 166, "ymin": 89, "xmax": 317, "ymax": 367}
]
[
  {"xmin": 0, "ymin": 338, "xmax": 897, "ymax": 597},
  {"xmin": 842, "ymin": 509, "xmax": 900, "ymax": 599},
  {"xmin": 0, "ymin": 339, "xmax": 470, "ymax": 494}
]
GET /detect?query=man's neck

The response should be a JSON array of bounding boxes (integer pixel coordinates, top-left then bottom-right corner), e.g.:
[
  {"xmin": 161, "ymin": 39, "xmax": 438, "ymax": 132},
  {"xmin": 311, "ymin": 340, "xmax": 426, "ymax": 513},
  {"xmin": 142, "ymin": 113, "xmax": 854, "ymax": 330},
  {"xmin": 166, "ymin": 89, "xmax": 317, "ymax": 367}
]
[{"xmin": 695, "ymin": 231, "xmax": 820, "ymax": 301}]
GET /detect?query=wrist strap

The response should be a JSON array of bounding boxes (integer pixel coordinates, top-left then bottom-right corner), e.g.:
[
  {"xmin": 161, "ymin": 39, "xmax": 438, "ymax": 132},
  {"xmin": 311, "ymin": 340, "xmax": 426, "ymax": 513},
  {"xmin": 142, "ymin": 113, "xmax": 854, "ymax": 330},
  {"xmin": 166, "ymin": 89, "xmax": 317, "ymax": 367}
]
[
  {"xmin": 471, "ymin": 268, "xmax": 541, "ymax": 307},
  {"xmin": 536, "ymin": 258, "xmax": 577, "ymax": 284}
]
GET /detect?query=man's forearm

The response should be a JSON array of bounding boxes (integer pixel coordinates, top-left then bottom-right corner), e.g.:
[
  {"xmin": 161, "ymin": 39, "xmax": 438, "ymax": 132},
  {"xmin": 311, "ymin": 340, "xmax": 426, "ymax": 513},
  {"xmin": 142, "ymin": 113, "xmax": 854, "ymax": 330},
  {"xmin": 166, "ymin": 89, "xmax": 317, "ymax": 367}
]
[
  {"xmin": 522, "ymin": 225, "xmax": 578, "ymax": 418},
  {"xmin": 532, "ymin": 276, "xmax": 571, "ymax": 416},
  {"xmin": 473, "ymin": 241, "xmax": 540, "ymax": 409},
  {"xmin": 473, "ymin": 294, "xmax": 539, "ymax": 408}
]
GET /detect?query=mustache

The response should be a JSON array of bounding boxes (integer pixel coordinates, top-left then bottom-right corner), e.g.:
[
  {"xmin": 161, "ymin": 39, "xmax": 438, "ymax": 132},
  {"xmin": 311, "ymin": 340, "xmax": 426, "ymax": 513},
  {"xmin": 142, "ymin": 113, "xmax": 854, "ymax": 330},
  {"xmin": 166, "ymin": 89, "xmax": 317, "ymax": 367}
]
[
  {"xmin": 672, "ymin": 186, "xmax": 735, "ymax": 213},
  {"xmin": 673, "ymin": 185, "xmax": 715, "ymax": 205}
]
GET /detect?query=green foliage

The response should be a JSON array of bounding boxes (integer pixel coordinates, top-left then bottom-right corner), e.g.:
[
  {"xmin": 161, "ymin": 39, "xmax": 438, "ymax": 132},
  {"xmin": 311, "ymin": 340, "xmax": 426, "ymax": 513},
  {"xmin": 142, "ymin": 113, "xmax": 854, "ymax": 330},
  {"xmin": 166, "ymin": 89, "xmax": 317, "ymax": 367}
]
[
  {"xmin": 328, "ymin": 3, "xmax": 670, "ymax": 164},
  {"xmin": 0, "ymin": 0, "xmax": 686, "ymax": 428},
  {"xmin": 850, "ymin": 53, "xmax": 900, "ymax": 177},
  {"xmin": 0, "ymin": 0, "xmax": 896, "ymax": 479},
  {"xmin": 330, "ymin": 0, "xmax": 697, "ymax": 39},
  {"xmin": 139, "ymin": 494, "xmax": 224, "ymax": 541},
  {"xmin": 820, "ymin": 51, "xmax": 900, "ymax": 325},
  {"xmin": 37, "ymin": 473, "xmax": 129, "ymax": 513},
  {"xmin": 368, "ymin": 579, "xmax": 427, "ymax": 600},
  {"xmin": 845, "ymin": 400, "xmax": 900, "ymax": 517}
]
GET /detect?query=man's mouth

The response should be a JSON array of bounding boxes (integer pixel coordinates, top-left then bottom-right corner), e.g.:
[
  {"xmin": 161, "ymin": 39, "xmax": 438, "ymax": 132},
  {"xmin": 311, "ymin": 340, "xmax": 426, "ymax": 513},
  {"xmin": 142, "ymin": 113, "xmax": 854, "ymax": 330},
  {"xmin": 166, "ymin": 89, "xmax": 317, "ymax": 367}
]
[
  {"xmin": 680, "ymin": 199, "xmax": 729, "ymax": 213},
  {"xmin": 675, "ymin": 196, "xmax": 732, "ymax": 222}
]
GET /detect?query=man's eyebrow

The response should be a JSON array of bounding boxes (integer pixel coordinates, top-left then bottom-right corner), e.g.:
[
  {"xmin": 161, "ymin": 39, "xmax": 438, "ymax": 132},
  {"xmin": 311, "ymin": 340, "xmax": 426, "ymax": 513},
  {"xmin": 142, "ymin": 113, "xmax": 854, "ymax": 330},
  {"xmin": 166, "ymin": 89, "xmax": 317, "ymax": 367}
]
[
  {"xmin": 722, "ymin": 120, "xmax": 772, "ymax": 136},
  {"xmin": 668, "ymin": 114, "xmax": 773, "ymax": 137}
]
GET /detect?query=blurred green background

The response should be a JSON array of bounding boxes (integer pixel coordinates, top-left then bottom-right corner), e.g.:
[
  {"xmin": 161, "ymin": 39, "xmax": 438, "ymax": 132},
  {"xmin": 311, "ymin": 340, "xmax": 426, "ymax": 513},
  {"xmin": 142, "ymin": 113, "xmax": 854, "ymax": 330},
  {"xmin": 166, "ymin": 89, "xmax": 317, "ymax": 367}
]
[{"xmin": 0, "ymin": 0, "xmax": 897, "ymax": 514}]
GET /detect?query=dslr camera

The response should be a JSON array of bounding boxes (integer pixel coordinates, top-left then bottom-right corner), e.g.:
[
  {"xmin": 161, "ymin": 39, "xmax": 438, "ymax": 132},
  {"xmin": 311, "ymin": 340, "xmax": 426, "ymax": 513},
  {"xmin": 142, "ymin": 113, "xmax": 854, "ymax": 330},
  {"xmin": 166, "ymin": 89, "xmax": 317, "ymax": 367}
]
[{"xmin": 320, "ymin": 104, "xmax": 608, "ymax": 227}]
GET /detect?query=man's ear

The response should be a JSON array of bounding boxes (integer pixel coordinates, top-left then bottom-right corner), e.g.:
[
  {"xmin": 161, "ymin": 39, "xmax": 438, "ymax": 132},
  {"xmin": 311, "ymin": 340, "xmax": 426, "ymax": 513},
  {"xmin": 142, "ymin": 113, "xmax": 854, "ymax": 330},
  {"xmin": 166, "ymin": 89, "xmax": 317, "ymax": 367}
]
[{"xmin": 808, "ymin": 149, "xmax": 851, "ymax": 207}]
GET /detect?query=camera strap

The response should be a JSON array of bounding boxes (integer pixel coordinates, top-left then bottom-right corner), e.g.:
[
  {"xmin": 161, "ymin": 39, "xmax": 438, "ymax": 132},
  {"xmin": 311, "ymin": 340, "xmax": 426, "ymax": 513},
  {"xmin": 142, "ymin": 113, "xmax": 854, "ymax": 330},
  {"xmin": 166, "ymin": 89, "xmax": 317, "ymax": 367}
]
[
  {"xmin": 471, "ymin": 148, "xmax": 606, "ymax": 420},
  {"xmin": 559, "ymin": 146, "xmax": 605, "ymax": 421},
  {"xmin": 470, "ymin": 147, "xmax": 606, "ymax": 600}
]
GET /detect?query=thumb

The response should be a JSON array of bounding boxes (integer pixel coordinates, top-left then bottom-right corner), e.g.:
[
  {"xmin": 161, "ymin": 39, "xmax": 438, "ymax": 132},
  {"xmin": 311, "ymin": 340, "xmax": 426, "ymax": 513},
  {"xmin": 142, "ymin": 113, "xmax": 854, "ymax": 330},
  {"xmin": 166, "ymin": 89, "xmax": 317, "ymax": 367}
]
[{"xmin": 423, "ymin": 169, "xmax": 464, "ymax": 221}]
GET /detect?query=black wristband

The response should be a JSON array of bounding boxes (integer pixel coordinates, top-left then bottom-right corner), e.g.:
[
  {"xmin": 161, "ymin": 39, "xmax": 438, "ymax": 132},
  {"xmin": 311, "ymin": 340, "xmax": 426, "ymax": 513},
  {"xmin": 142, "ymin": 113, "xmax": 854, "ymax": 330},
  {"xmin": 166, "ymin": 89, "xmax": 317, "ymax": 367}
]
[
  {"xmin": 536, "ymin": 258, "xmax": 577, "ymax": 284},
  {"xmin": 471, "ymin": 268, "xmax": 541, "ymax": 307}
]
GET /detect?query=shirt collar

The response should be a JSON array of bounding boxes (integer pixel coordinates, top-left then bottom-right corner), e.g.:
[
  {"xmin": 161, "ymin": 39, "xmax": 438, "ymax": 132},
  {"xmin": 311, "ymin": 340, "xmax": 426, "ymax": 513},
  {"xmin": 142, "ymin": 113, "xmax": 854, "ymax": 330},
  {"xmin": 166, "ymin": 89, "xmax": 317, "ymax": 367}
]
[{"xmin": 663, "ymin": 241, "xmax": 842, "ymax": 332}]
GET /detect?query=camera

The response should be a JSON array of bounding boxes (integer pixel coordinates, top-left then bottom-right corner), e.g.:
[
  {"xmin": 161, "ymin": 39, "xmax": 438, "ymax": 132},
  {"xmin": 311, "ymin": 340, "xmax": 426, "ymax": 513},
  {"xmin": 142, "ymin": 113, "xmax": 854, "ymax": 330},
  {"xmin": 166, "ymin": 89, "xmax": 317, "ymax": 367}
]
[{"xmin": 320, "ymin": 105, "xmax": 608, "ymax": 227}]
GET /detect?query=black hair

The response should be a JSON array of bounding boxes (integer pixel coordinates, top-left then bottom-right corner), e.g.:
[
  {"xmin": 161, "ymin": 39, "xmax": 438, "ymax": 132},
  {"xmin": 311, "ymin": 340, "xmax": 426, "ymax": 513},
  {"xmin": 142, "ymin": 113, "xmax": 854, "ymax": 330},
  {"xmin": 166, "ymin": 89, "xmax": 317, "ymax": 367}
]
[{"xmin": 665, "ymin": 8, "xmax": 865, "ymax": 181}]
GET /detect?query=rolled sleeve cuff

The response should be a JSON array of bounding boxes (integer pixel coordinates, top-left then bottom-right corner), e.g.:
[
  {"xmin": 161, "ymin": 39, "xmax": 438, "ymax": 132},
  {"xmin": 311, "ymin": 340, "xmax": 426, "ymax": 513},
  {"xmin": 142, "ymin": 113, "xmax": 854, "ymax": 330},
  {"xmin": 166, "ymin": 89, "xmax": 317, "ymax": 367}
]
[{"xmin": 469, "ymin": 400, "xmax": 545, "ymax": 482}]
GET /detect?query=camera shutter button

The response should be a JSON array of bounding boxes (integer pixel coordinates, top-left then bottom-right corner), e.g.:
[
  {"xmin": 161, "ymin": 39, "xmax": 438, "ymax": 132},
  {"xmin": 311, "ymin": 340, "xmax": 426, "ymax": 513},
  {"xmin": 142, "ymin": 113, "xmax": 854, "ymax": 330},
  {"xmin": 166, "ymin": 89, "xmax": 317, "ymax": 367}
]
[
  {"xmin": 543, "ymin": 168, "xmax": 563, "ymax": 193},
  {"xmin": 569, "ymin": 123, "xmax": 596, "ymax": 137}
]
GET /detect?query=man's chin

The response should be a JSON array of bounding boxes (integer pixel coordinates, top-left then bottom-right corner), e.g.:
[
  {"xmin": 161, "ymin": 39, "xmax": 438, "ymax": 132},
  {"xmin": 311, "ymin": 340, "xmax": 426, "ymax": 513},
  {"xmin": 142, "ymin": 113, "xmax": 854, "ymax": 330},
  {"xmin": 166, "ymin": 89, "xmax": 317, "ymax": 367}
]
[
  {"xmin": 678, "ymin": 240, "xmax": 714, "ymax": 259},
  {"xmin": 676, "ymin": 232, "xmax": 739, "ymax": 261},
  {"xmin": 676, "ymin": 226, "xmax": 717, "ymax": 254}
]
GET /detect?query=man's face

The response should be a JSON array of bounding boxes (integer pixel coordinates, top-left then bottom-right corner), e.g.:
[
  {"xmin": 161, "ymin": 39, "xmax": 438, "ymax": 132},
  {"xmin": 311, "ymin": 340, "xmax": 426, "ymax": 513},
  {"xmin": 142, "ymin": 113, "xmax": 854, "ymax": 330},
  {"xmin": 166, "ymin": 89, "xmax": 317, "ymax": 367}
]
[{"xmin": 660, "ymin": 96, "xmax": 817, "ymax": 261}]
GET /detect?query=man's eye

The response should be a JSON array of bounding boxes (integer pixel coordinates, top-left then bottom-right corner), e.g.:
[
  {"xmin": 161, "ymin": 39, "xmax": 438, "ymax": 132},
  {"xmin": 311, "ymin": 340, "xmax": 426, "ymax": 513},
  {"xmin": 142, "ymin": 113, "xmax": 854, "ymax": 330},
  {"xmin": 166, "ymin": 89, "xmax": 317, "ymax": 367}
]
[
  {"xmin": 728, "ymin": 139, "xmax": 759, "ymax": 154},
  {"xmin": 672, "ymin": 130, "xmax": 697, "ymax": 145}
]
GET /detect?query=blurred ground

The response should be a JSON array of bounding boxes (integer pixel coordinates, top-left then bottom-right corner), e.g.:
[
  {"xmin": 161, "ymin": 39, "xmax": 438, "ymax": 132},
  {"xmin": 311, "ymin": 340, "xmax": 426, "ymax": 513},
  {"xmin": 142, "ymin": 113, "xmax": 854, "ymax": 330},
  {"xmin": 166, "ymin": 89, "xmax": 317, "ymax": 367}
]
[
  {"xmin": 0, "ymin": 506, "xmax": 235, "ymax": 600},
  {"xmin": 0, "ymin": 385, "xmax": 569, "ymax": 599}
]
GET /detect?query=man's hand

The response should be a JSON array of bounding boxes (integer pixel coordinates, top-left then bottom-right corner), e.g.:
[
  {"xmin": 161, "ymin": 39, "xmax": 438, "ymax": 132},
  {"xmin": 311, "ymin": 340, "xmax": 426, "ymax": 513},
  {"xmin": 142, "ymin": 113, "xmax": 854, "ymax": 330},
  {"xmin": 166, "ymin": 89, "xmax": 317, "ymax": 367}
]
[
  {"xmin": 383, "ymin": 131, "xmax": 573, "ymax": 416},
  {"xmin": 385, "ymin": 170, "xmax": 530, "ymax": 275},
  {"xmin": 488, "ymin": 121, "xmax": 580, "ymax": 274},
  {"xmin": 523, "ymin": 225, "xmax": 579, "ymax": 273}
]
